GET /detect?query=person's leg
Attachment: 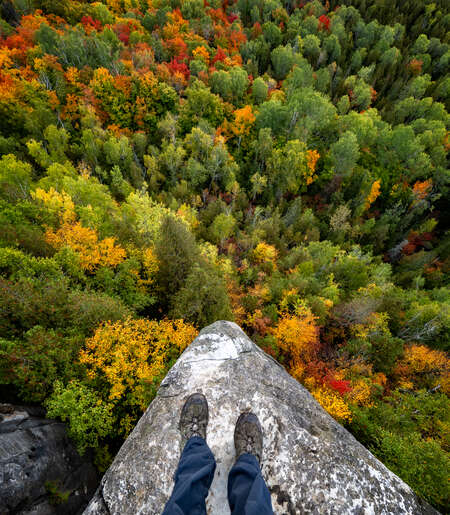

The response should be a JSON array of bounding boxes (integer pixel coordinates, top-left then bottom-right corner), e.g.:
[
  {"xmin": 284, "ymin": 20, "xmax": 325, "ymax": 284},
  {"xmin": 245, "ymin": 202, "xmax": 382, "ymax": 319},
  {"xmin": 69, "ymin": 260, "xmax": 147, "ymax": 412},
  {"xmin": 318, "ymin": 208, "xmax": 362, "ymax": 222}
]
[
  {"xmin": 162, "ymin": 393, "xmax": 215, "ymax": 515},
  {"xmin": 228, "ymin": 412, "xmax": 273, "ymax": 515},
  {"xmin": 162, "ymin": 435, "xmax": 216, "ymax": 515},
  {"xmin": 227, "ymin": 452, "xmax": 273, "ymax": 515}
]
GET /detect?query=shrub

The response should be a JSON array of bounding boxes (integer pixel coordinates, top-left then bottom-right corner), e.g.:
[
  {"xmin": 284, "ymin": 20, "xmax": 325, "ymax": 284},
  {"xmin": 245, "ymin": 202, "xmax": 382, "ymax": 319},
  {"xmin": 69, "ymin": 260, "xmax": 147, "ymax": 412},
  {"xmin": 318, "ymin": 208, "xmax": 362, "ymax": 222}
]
[
  {"xmin": 46, "ymin": 381, "xmax": 114, "ymax": 455},
  {"xmin": 0, "ymin": 327, "xmax": 83, "ymax": 402}
]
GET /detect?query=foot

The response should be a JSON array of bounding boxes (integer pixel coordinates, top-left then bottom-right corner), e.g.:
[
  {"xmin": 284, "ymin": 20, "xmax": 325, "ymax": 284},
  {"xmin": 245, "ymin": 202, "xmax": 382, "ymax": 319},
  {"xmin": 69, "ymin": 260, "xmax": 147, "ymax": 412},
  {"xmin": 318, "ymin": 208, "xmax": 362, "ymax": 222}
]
[
  {"xmin": 179, "ymin": 393, "xmax": 209, "ymax": 447},
  {"xmin": 234, "ymin": 412, "xmax": 263, "ymax": 463}
]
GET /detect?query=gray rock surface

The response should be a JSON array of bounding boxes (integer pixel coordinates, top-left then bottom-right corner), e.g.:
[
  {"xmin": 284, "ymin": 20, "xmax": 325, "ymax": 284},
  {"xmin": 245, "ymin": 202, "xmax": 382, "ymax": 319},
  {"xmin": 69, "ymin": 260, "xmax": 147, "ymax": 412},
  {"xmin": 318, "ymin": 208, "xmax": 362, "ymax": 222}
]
[
  {"xmin": 0, "ymin": 404, "xmax": 99, "ymax": 514},
  {"xmin": 84, "ymin": 321, "xmax": 438, "ymax": 515}
]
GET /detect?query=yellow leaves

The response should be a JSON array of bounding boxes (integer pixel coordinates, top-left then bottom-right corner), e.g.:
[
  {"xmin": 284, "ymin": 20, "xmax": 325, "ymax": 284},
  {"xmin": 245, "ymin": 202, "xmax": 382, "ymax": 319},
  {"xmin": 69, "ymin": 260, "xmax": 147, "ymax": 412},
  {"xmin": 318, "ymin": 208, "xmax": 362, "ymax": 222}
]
[
  {"xmin": 279, "ymin": 288, "xmax": 300, "ymax": 314},
  {"xmin": 219, "ymin": 105, "xmax": 256, "ymax": 141},
  {"xmin": 106, "ymin": 0, "xmax": 136, "ymax": 13},
  {"xmin": 0, "ymin": 48, "xmax": 13, "ymax": 69},
  {"xmin": 364, "ymin": 179, "xmax": 381, "ymax": 210},
  {"xmin": 138, "ymin": 247, "xmax": 159, "ymax": 288},
  {"xmin": 177, "ymin": 203, "xmax": 200, "ymax": 230},
  {"xmin": 92, "ymin": 67, "xmax": 112, "ymax": 84},
  {"xmin": 251, "ymin": 242, "xmax": 278, "ymax": 269},
  {"xmin": 352, "ymin": 312, "xmax": 390, "ymax": 340},
  {"xmin": 45, "ymin": 222, "xmax": 126, "ymax": 271},
  {"xmin": 396, "ymin": 344, "xmax": 448, "ymax": 376},
  {"xmin": 80, "ymin": 318, "xmax": 197, "ymax": 411},
  {"xmin": 311, "ymin": 386, "xmax": 352, "ymax": 422},
  {"xmin": 271, "ymin": 307, "xmax": 319, "ymax": 380},
  {"xmin": 32, "ymin": 187, "xmax": 76, "ymax": 223},
  {"xmin": 65, "ymin": 66, "xmax": 80, "ymax": 86},
  {"xmin": 345, "ymin": 378, "xmax": 374, "ymax": 408}
]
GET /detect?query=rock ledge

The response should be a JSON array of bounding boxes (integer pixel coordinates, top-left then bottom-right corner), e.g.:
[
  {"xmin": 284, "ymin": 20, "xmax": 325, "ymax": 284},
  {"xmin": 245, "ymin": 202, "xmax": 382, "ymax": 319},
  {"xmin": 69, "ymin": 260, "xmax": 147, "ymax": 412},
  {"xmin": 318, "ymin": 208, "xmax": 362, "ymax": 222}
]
[{"xmin": 84, "ymin": 321, "xmax": 438, "ymax": 515}]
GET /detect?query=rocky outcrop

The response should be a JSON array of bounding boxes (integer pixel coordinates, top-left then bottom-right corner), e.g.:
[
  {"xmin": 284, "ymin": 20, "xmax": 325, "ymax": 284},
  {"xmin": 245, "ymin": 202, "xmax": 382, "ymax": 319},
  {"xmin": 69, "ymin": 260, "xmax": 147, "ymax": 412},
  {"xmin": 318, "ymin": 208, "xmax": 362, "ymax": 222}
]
[
  {"xmin": 0, "ymin": 404, "xmax": 99, "ymax": 514},
  {"xmin": 84, "ymin": 321, "xmax": 438, "ymax": 515}
]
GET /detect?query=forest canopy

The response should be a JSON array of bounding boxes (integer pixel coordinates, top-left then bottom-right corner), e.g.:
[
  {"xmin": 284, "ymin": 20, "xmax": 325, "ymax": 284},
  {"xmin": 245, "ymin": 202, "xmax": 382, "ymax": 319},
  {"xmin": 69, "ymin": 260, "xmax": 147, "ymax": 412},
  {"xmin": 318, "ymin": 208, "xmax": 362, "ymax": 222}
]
[{"xmin": 0, "ymin": 0, "xmax": 449, "ymax": 509}]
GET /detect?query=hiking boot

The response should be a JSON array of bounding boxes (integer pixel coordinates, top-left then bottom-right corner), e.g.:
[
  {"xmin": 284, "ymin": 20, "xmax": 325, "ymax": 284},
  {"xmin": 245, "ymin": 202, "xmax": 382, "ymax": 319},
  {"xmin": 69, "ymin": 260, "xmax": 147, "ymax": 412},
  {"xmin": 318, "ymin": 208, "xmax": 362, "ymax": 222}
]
[
  {"xmin": 179, "ymin": 393, "xmax": 209, "ymax": 447},
  {"xmin": 234, "ymin": 412, "xmax": 263, "ymax": 463}
]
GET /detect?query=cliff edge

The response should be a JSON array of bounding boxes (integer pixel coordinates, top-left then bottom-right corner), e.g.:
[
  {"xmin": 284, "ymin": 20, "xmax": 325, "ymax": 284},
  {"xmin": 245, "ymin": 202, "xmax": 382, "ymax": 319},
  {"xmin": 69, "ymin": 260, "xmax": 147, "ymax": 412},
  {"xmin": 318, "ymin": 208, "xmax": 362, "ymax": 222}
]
[{"xmin": 84, "ymin": 321, "xmax": 438, "ymax": 515}]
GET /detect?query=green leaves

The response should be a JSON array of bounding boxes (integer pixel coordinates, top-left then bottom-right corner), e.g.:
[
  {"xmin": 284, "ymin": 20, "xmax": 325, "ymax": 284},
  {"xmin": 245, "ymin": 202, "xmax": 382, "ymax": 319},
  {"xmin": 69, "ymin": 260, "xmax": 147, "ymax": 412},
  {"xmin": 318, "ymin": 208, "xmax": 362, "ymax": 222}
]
[{"xmin": 46, "ymin": 381, "xmax": 114, "ymax": 455}]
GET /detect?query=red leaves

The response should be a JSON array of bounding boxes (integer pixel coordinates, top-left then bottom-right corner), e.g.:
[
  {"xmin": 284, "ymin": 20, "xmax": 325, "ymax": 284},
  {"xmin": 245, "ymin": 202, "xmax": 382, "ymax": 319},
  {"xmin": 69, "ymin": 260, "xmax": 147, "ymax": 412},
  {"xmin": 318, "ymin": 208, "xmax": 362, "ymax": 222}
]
[
  {"xmin": 212, "ymin": 46, "xmax": 227, "ymax": 64},
  {"xmin": 251, "ymin": 22, "xmax": 262, "ymax": 38},
  {"xmin": 114, "ymin": 21, "xmax": 137, "ymax": 45},
  {"xmin": 167, "ymin": 57, "xmax": 190, "ymax": 80},
  {"xmin": 81, "ymin": 16, "xmax": 102, "ymax": 32},
  {"xmin": 327, "ymin": 377, "xmax": 352, "ymax": 395},
  {"xmin": 318, "ymin": 14, "xmax": 330, "ymax": 31}
]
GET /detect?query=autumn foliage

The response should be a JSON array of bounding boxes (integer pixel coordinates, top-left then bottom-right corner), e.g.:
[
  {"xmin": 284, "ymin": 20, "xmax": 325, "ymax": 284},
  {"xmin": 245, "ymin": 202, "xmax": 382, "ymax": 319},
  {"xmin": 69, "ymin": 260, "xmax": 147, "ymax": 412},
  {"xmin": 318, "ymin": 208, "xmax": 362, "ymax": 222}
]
[
  {"xmin": 0, "ymin": 0, "xmax": 448, "ymax": 507},
  {"xmin": 80, "ymin": 318, "xmax": 197, "ymax": 413}
]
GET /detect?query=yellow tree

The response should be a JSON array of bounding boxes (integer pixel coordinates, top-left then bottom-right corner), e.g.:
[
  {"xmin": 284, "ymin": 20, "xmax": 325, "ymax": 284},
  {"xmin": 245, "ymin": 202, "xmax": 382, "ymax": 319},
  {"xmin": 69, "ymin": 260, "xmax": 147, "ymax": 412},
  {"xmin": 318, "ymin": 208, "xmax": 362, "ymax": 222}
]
[
  {"xmin": 271, "ymin": 307, "xmax": 319, "ymax": 380},
  {"xmin": 45, "ymin": 222, "xmax": 126, "ymax": 272},
  {"xmin": 80, "ymin": 318, "xmax": 197, "ymax": 434}
]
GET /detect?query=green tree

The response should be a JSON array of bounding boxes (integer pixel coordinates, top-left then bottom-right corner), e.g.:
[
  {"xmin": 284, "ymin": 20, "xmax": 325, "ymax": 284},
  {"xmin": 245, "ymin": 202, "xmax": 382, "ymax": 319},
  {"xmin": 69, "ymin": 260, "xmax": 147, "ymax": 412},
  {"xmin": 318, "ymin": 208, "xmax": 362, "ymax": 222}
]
[
  {"xmin": 330, "ymin": 131, "xmax": 360, "ymax": 175},
  {"xmin": 171, "ymin": 263, "xmax": 233, "ymax": 327},
  {"xmin": 252, "ymin": 77, "xmax": 268, "ymax": 104},
  {"xmin": 154, "ymin": 216, "xmax": 200, "ymax": 301}
]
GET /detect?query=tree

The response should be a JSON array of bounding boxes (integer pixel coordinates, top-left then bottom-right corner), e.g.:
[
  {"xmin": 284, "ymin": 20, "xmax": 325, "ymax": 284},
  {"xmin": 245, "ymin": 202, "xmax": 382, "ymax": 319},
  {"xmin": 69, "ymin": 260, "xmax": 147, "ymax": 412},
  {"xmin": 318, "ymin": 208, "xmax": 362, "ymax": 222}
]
[
  {"xmin": 80, "ymin": 317, "xmax": 197, "ymax": 414},
  {"xmin": 267, "ymin": 140, "xmax": 318, "ymax": 198},
  {"xmin": 271, "ymin": 307, "xmax": 319, "ymax": 380},
  {"xmin": 154, "ymin": 215, "xmax": 200, "ymax": 301},
  {"xmin": 0, "ymin": 154, "xmax": 32, "ymax": 201},
  {"xmin": 271, "ymin": 45, "xmax": 294, "ymax": 80},
  {"xmin": 209, "ymin": 213, "xmax": 236, "ymax": 245},
  {"xmin": 252, "ymin": 77, "xmax": 268, "ymax": 104},
  {"xmin": 330, "ymin": 131, "xmax": 360, "ymax": 175},
  {"xmin": 45, "ymin": 222, "xmax": 126, "ymax": 272},
  {"xmin": 171, "ymin": 262, "xmax": 233, "ymax": 327}
]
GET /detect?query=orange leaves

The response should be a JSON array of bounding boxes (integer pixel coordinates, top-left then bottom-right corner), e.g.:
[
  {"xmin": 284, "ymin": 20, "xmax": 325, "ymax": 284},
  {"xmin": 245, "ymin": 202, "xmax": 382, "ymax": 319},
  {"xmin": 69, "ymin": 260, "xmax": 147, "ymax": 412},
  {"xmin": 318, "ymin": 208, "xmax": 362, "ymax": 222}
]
[
  {"xmin": 45, "ymin": 221, "xmax": 126, "ymax": 271},
  {"xmin": 306, "ymin": 149, "xmax": 320, "ymax": 174},
  {"xmin": 0, "ymin": 71, "xmax": 16, "ymax": 100},
  {"xmin": 231, "ymin": 105, "xmax": 255, "ymax": 137},
  {"xmin": 219, "ymin": 105, "xmax": 255, "ymax": 141},
  {"xmin": 408, "ymin": 58, "xmax": 423, "ymax": 75},
  {"xmin": 228, "ymin": 29, "xmax": 247, "ymax": 52},
  {"xmin": 80, "ymin": 318, "xmax": 197, "ymax": 410},
  {"xmin": 193, "ymin": 46, "xmax": 209, "ymax": 63},
  {"xmin": 163, "ymin": 10, "xmax": 188, "ymax": 40},
  {"xmin": 412, "ymin": 179, "xmax": 432, "ymax": 201}
]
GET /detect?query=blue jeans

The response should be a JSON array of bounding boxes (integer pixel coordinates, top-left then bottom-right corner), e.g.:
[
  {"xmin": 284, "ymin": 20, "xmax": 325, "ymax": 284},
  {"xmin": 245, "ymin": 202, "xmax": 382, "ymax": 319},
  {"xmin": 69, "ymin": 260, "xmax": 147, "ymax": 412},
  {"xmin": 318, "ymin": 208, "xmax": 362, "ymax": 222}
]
[{"xmin": 162, "ymin": 436, "xmax": 273, "ymax": 515}]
